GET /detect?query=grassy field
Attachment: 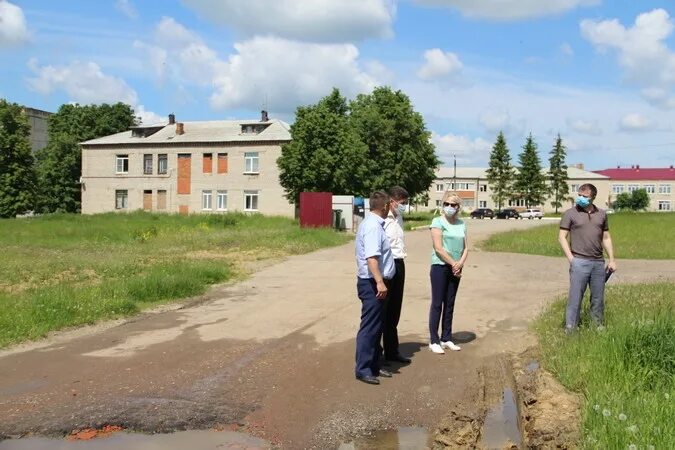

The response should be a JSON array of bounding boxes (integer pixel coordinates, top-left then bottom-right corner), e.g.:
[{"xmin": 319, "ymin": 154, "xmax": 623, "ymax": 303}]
[
  {"xmin": 534, "ymin": 283, "xmax": 674, "ymax": 449},
  {"xmin": 481, "ymin": 212, "xmax": 675, "ymax": 259},
  {"xmin": 403, "ymin": 210, "xmax": 438, "ymax": 230},
  {"xmin": 0, "ymin": 212, "xmax": 352, "ymax": 348}
]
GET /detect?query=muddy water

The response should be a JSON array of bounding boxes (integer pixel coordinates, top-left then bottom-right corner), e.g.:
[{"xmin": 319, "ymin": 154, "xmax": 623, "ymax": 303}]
[
  {"xmin": 481, "ymin": 388, "xmax": 522, "ymax": 449},
  {"xmin": 338, "ymin": 426, "xmax": 432, "ymax": 449},
  {"xmin": 0, "ymin": 430, "xmax": 271, "ymax": 450}
]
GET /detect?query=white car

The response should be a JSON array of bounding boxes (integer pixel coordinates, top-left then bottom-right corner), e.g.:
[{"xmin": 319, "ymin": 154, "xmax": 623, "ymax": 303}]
[{"xmin": 519, "ymin": 208, "xmax": 544, "ymax": 219}]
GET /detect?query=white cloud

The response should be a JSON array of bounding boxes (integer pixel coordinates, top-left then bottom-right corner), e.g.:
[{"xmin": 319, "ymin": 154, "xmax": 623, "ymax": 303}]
[
  {"xmin": 415, "ymin": 0, "xmax": 600, "ymax": 21},
  {"xmin": 136, "ymin": 17, "xmax": 385, "ymax": 112},
  {"xmin": 431, "ymin": 131, "xmax": 492, "ymax": 165},
  {"xmin": 581, "ymin": 9, "xmax": 675, "ymax": 109},
  {"xmin": 0, "ymin": 0, "xmax": 29, "ymax": 47},
  {"xmin": 180, "ymin": 0, "xmax": 395, "ymax": 42},
  {"xmin": 618, "ymin": 113, "xmax": 652, "ymax": 132},
  {"xmin": 479, "ymin": 109, "xmax": 511, "ymax": 133},
  {"xmin": 135, "ymin": 105, "xmax": 164, "ymax": 125},
  {"xmin": 115, "ymin": 0, "xmax": 138, "ymax": 20},
  {"xmin": 417, "ymin": 48, "xmax": 463, "ymax": 81},
  {"xmin": 566, "ymin": 117, "xmax": 602, "ymax": 135},
  {"xmin": 560, "ymin": 42, "xmax": 574, "ymax": 57}
]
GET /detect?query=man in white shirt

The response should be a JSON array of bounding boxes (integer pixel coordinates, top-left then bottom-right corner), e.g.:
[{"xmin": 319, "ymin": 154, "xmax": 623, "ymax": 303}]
[{"xmin": 383, "ymin": 186, "xmax": 411, "ymax": 364}]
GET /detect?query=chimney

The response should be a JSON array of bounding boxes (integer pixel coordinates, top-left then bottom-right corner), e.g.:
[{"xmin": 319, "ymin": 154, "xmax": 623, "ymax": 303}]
[
  {"xmin": 670, "ymin": 165, "xmax": 674, "ymax": 170},
  {"xmin": 617, "ymin": 165, "xmax": 620, "ymax": 169},
  {"xmin": 636, "ymin": 164, "xmax": 640, "ymax": 171},
  {"xmin": 631, "ymin": 165, "xmax": 635, "ymax": 169},
  {"xmin": 575, "ymin": 163, "xmax": 584, "ymax": 170},
  {"xmin": 261, "ymin": 110, "xmax": 269, "ymax": 122},
  {"xmin": 176, "ymin": 122, "xmax": 184, "ymax": 135},
  {"xmin": 168, "ymin": 113, "xmax": 175, "ymax": 125}
]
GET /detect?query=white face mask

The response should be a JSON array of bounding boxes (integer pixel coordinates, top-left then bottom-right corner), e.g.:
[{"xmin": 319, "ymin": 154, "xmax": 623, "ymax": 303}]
[
  {"xmin": 443, "ymin": 206, "xmax": 457, "ymax": 216},
  {"xmin": 396, "ymin": 203, "xmax": 406, "ymax": 214}
]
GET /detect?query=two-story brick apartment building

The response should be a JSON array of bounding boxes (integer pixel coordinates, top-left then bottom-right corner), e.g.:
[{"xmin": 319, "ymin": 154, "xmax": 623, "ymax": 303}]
[
  {"xmin": 80, "ymin": 113, "xmax": 294, "ymax": 216},
  {"xmin": 594, "ymin": 165, "xmax": 675, "ymax": 212}
]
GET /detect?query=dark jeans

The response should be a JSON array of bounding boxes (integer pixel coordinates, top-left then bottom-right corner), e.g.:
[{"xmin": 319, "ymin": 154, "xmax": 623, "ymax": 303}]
[
  {"xmin": 383, "ymin": 259, "xmax": 405, "ymax": 358},
  {"xmin": 355, "ymin": 278, "xmax": 387, "ymax": 378},
  {"xmin": 429, "ymin": 264, "xmax": 461, "ymax": 344}
]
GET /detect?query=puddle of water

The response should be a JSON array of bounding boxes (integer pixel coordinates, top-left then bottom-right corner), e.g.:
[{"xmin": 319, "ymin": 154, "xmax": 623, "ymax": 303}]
[
  {"xmin": 0, "ymin": 430, "xmax": 271, "ymax": 450},
  {"xmin": 481, "ymin": 388, "xmax": 522, "ymax": 449},
  {"xmin": 525, "ymin": 361, "xmax": 540, "ymax": 373},
  {"xmin": 338, "ymin": 427, "xmax": 431, "ymax": 450}
]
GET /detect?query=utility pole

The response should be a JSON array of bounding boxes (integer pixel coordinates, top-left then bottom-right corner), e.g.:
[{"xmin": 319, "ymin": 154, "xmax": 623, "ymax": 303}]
[{"xmin": 453, "ymin": 153, "xmax": 457, "ymax": 191}]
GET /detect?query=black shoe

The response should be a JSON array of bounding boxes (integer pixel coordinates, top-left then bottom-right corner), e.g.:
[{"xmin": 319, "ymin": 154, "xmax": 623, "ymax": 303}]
[
  {"xmin": 378, "ymin": 369, "xmax": 393, "ymax": 378},
  {"xmin": 386, "ymin": 354, "xmax": 411, "ymax": 364},
  {"xmin": 356, "ymin": 375, "xmax": 380, "ymax": 385}
]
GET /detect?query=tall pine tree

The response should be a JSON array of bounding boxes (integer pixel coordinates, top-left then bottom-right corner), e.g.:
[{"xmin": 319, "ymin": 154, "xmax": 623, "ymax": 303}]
[
  {"xmin": 548, "ymin": 134, "xmax": 569, "ymax": 213},
  {"xmin": 514, "ymin": 134, "xmax": 547, "ymax": 208},
  {"xmin": 485, "ymin": 131, "xmax": 515, "ymax": 211},
  {"xmin": 0, "ymin": 100, "xmax": 37, "ymax": 218}
]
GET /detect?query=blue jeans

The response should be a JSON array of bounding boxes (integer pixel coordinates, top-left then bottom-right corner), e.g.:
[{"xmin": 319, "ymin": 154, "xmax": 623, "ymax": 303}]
[
  {"xmin": 566, "ymin": 257, "xmax": 605, "ymax": 329},
  {"xmin": 429, "ymin": 264, "xmax": 461, "ymax": 344},
  {"xmin": 355, "ymin": 278, "xmax": 386, "ymax": 378}
]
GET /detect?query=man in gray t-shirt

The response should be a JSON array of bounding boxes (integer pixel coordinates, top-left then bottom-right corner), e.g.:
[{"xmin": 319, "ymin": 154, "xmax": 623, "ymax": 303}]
[{"xmin": 558, "ymin": 183, "xmax": 617, "ymax": 331}]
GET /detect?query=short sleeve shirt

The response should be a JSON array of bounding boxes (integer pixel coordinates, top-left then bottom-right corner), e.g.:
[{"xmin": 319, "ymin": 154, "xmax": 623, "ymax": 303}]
[
  {"xmin": 559, "ymin": 205, "xmax": 609, "ymax": 260},
  {"xmin": 355, "ymin": 212, "xmax": 396, "ymax": 279},
  {"xmin": 430, "ymin": 217, "xmax": 466, "ymax": 265}
]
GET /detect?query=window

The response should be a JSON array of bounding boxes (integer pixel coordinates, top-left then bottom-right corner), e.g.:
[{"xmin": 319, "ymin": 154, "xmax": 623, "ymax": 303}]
[
  {"xmin": 479, "ymin": 184, "xmax": 487, "ymax": 192},
  {"xmin": 217, "ymin": 153, "xmax": 228, "ymax": 174},
  {"xmin": 455, "ymin": 182, "xmax": 474, "ymax": 190},
  {"xmin": 508, "ymin": 199, "xmax": 526, "ymax": 207},
  {"xmin": 158, "ymin": 154, "xmax": 168, "ymax": 174},
  {"xmin": 462, "ymin": 199, "xmax": 474, "ymax": 208},
  {"xmin": 627, "ymin": 184, "xmax": 639, "ymax": 192},
  {"xmin": 202, "ymin": 190, "xmax": 212, "ymax": 210},
  {"xmin": 658, "ymin": 201, "xmax": 671, "ymax": 211},
  {"xmin": 143, "ymin": 154, "xmax": 153, "ymax": 175},
  {"xmin": 203, "ymin": 153, "xmax": 213, "ymax": 174},
  {"xmin": 570, "ymin": 184, "xmax": 579, "ymax": 192},
  {"xmin": 143, "ymin": 190, "xmax": 152, "ymax": 211},
  {"xmin": 644, "ymin": 184, "xmax": 656, "ymax": 194},
  {"xmin": 244, "ymin": 190, "xmax": 259, "ymax": 211},
  {"xmin": 115, "ymin": 190, "xmax": 128, "ymax": 209},
  {"xmin": 116, "ymin": 155, "xmax": 129, "ymax": 174},
  {"xmin": 435, "ymin": 200, "xmax": 442, "ymax": 207},
  {"xmin": 612, "ymin": 184, "xmax": 624, "ymax": 194},
  {"xmin": 217, "ymin": 190, "xmax": 228, "ymax": 210},
  {"xmin": 436, "ymin": 184, "xmax": 444, "ymax": 192},
  {"xmin": 659, "ymin": 184, "xmax": 671, "ymax": 194},
  {"xmin": 479, "ymin": 200, "xmax": 487, "ymax": 208},
  {"xmin": 245, "ymin": 152, "xmax": 259, "ymax": 173},
  {"xmin": 157, "ymin": 190, "xmax": 167, "ymax": 210}
]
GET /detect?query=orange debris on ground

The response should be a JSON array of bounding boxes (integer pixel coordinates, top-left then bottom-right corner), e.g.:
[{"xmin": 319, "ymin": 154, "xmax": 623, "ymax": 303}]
[{"xmin": 67, "ymin": 425, "xmax": 123, "ymax": 441}]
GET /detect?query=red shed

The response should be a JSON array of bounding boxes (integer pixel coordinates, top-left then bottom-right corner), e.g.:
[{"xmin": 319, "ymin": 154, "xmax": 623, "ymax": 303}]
[{"xmin": 299, "ymin": 192, "xmax": 333, "ymax": 228}]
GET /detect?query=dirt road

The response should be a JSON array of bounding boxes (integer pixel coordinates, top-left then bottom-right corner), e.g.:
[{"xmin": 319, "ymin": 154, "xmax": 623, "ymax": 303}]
[{"xmin": 0, "ymin": 219, "xmax": 672, "ymax": 448}]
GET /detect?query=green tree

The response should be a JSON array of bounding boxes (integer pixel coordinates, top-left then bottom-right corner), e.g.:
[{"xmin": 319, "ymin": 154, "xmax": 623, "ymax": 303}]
[
  {"xmin": 349, "ymin": 86, "xmax": 439, "ymax": 198},
  {"xmin": 485, "ymin": 131, "xmax": 515, "ymax": 211},
  {"xmin": 548, "ymin": 134, "xmax": 569, "ymax": 213},
  {"xmin": 0, "ymin": 100, "xmax": 37, "ymax": 218},
  {"xmin": 36, "ymin": 102, "xmax": 138, "ymax": 213},
  {"xmin": 514, "ymin": 134, "xmax": 548, "ymax": 208},
  {"xmin": 631, "ymin": 188, "xmax": 650, "ymax": 210},
  {"xmin": 277, "ymin": 89, "xmax": 371, "ymax": 203},
  {"xmin": 613, "ymin": 192, "xmax": 632, "ymax": 210}
]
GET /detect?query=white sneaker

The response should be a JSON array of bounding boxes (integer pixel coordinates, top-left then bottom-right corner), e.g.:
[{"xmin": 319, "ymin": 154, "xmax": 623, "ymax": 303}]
[
  {"xmin": 429, "ymin": 343, "xmax": 445, "ymax": 354},
  {"xmin": 441, "ymin": 341, "xmax": 461, "ymax": 351}
]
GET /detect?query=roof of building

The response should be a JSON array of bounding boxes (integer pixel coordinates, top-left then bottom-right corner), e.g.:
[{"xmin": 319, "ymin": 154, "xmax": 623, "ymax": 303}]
[
  {"xmin": 81, "ymin": 119, "xmax": 291, "ymax": 146},
  {"xmin": 435, "ymin": 166, "xmax": 608, "ymax": 180},
  {"xmin": 593, "ymin": 167, "xmax": 675, "ymax": 181}
]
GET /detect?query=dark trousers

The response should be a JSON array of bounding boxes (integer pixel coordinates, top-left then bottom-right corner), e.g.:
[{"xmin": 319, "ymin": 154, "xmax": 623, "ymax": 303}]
[
  {"xmin": 383, "ymin": 259, "xmax": 405, "ymax": 358},
  {"xmin": 429, "ymin": 264, "xmax": 461, "ymax": 344},
  {"xmin": 355, "ymin": 278, "xmax": 386, "ymax": 378}
]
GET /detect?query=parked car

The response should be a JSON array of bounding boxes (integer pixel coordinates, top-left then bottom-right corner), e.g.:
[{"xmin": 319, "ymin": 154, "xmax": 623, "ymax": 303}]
[
  {"xmin": 496, "ymin": 208, "xmax": 520, "ymax": 219},
  {"xmin": 519, "ymin": 208, "xmax": 544, "ymax": 220},
  {"xmin": 470, "ymin": 208, "xmax": 495, "ymax": 219}
]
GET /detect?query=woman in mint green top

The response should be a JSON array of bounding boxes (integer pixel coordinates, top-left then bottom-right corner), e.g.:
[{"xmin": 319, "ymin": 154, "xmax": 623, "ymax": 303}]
[{"xmin": 428, "ymin": 193, "xmax": 468, "ymax": 354}]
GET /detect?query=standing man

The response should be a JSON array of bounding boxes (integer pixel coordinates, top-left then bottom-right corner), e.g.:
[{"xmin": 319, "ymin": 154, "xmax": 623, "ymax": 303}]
[
  {"xmin": 354, "ymin": 191, "xmax": 396, "ymax": 385},
  {"xmin": 558, "ymin": 183, "xmax": 617, "ymax": 332},
  {"xmin": 382, "ymin": 186, "xmax": 412, "ymax": 364}
]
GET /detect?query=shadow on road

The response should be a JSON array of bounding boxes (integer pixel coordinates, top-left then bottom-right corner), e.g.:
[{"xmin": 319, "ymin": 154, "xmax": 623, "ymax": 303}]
[{"xmin": 452, "ymin": 331, "xmax": 477, "ymax": 344}]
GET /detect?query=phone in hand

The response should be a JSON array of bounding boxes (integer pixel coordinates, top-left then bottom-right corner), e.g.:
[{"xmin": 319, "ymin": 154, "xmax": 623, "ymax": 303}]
[{"xmin": 605, "ymin": 269, "xmax": 614, "ymax": 283}]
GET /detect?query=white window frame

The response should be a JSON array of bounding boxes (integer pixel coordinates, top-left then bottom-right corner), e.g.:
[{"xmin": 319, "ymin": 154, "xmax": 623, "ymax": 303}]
[
  {"xmin": 508, "ymin": 199, "xmax": 526, "ymax": 207},
  {"xmin": 244, "ymin": 190, "xmax": 259, "ymax": 211},
  {"xmin": 143, "ymin": 154, "xmax": 153, "ymax": 175},
  {"xmin": 202, "ymin": 190, "xmax": 212, "ymax": 210},
  {"xmin": 659, "ymin": 184, "xmax": 671, "ymax": 194},
  {"xmin": 612, "ymin": 184, "xmax": 624, "ymax": 194},
  {"xmin": 479, "ymin": 200, "xmax": 487, "ymax": 208},
  {"xmin": 658, "ymin": 200, "xmax": 671, "ymax": 211},
  {"xmin": 627, "ymin": 184, "xmax": 639, "ymax": 193},
  {"xmin": 158, "ymin": 154, "xmax": 168, "ymax": 174},
  {"xmin": 244, "ymin": 152, "xmax": 259, "ymax": 174},
  {"xmin": 570, "ymin": 184, "xmax": 579, "ymax": 192},
  {"xmin": 217, "ymin": 190, "xmax": 228, "ymax": 211},
  {"xmin": 462, "ymin": 199, "xmax": 474, "ymax": 208},
  {"xmin": 116, "ymin": 155, "xmax": 129, "ymax": 174},
  {"xmin": 479, "ymin": 184, "xmax": 487, "ymax": 192},
  {"xmin": 644, "ymin": 184, "xmax": 656, "ymax": 194},
  {"xmin": 436, "ymin": 184, "xmax": 444, "ymax": 192},
  {"xmin": 435, "ymin": 200, "xmax": 442, "ymax": 207},
  {"xmin": 115, "ymin": 190, "xmax": 128, "ymax": 209}
]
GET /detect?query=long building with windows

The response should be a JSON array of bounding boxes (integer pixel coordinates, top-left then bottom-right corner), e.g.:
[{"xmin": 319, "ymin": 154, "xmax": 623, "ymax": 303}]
[
  {"xmin": 80, "ymin": 112, "xmax": 294, "ymax": 216},
  {"xmin": 594, "ymin": 165, "xmax": 675, "ymax": 212}
]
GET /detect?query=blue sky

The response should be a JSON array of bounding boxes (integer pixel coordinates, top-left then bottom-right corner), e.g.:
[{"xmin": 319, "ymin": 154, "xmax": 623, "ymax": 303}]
[{"xmin": 1, "ymin": 0, "xmax": 675, "ymax": 170}]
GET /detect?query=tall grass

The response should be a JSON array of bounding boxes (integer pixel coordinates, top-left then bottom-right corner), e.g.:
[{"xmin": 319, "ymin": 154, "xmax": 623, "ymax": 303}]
[
  {"xmin": 481, "ymin": 212, "xmax": 675, "ymax": 259},
  {"xmin": 534, "ymin": 283, "xmax": 674, "ymax": 449},
  {"xmin": 0, "ymin": 212, "xmax": 351, "ymax": 348}
]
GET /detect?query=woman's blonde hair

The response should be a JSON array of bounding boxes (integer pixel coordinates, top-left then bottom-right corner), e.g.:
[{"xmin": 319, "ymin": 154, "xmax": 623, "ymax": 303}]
[{"xmin": 441, "ymin": 192, "xmax": 463, "ymax": 208}]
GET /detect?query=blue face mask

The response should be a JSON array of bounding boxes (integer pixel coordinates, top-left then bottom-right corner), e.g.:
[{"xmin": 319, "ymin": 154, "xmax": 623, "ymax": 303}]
[
  {"xmin": 576, "ymin": 196, "xmax": 591, "ymax": 208},
  {"xmin": 396, "ymin": 203, "xmax": 407, "ymax": 214},
  {"xmin": 443, "ymin": 206, "xmax": 457, "ymax": 216}
]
